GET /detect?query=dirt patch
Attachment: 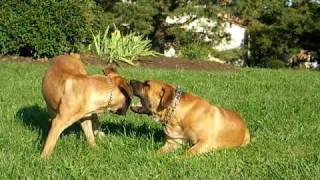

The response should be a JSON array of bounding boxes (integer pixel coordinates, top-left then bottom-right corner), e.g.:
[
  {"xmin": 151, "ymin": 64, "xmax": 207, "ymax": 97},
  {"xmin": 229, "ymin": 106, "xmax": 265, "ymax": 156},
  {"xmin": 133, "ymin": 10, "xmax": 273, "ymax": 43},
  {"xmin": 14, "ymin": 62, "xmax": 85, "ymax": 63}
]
[
  {"xmin": 0, "ymin": 56, "xmax": 47, "ymax": 64},
  {"xmin": 0, "ymin": 54, "xmax": 236, "ymax": 72},
  {"xmin": 135, "ymin": 56, "xmax": 235, "ymax": 71},
  {"xmin": 80, "ymin": 54, "xmax": 236, "ymax": 72}
]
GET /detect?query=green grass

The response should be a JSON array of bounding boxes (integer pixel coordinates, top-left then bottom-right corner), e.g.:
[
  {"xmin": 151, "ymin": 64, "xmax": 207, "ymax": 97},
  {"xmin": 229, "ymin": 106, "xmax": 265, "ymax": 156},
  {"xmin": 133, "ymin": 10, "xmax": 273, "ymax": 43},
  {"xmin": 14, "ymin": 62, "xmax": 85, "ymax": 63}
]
[{"xmin": 0, "ymin": 61, "xmax": 319, "ymax": 179}]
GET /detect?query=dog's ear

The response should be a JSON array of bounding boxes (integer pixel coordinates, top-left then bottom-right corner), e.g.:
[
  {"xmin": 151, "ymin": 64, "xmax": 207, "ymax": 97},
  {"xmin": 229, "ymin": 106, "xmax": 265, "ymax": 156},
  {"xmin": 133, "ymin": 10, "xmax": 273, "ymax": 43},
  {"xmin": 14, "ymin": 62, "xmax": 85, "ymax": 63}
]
[
  {"xmin": 158, "ymin": 85, "xmax": 175, "ymax": 111},
  {"xmin": 119, "ymin": 79, "xmax": 133, "ymax": 99},
  {"xmin": 103, "ymin": 65, "xmax": 117, "ymax": 75}
]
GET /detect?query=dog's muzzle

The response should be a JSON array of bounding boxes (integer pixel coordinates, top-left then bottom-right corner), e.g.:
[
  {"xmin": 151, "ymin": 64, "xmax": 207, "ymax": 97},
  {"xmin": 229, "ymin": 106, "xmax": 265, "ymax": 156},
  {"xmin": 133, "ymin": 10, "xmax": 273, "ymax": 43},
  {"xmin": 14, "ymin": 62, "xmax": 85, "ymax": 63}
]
[{"xmin": 115, "ymin": 97, "xmax": 131, "ymax": 115}]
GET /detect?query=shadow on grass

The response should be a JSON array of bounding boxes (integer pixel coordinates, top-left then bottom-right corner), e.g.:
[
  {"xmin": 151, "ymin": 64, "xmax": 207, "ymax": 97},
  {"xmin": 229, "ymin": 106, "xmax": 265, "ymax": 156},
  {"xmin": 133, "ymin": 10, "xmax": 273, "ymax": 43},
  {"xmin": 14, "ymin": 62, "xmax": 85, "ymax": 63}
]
[
  {"xmin": 101, "ymin": 121, "xmax": 164, "ymax": 142},
  {"xmin": 15, "ymin": 105, "xmax": 81, "ymax": 145},
  {"xmin": 16, "ymin": 105, "xmax": 164, "ymax": 145}
]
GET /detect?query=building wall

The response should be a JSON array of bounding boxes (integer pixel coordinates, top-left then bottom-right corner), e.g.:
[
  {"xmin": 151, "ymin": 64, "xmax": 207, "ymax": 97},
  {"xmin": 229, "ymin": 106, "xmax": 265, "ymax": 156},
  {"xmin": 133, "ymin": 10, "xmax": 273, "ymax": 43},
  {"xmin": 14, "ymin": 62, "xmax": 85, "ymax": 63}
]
[
  {"xmin": 214, "ymin": 23, "xmax": 245, "ymax": 51},
  {"xmin": 165, "ymin": 16, "xmax": 245, "ymax": 51}
]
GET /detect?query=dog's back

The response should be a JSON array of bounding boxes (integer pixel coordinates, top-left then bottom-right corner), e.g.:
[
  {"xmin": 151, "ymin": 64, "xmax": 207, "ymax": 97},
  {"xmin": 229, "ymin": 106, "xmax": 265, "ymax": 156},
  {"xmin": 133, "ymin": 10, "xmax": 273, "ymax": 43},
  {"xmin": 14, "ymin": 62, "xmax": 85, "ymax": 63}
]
[
  {"xmin": 49, "ymin": 53, "xmax": 87, "ymax": 75},
  {"xmin": 42, "ymin": 54, "xmax": 87, "ymax": 115}
]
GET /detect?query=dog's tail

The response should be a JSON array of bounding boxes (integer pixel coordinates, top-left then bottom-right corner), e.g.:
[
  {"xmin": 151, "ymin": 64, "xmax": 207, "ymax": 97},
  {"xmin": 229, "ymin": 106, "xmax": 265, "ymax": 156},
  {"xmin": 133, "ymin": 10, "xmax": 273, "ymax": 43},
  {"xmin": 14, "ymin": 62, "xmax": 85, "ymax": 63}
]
[
  {"xmin": 242, "ymin": 128, "xmax": 250, "ymax": 146},
  {"xmin": 70, "ymin": 53, "xmax": 80, "ymax": 60}
]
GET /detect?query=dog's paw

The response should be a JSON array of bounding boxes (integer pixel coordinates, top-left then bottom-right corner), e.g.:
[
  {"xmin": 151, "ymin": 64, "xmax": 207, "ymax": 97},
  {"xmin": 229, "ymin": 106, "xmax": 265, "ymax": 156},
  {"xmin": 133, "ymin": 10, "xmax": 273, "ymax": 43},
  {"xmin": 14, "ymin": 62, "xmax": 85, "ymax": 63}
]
[
  {"xmin": 174, "ymin": 155, "xmax": 188, "ymax": 160},
  {"xmin": 94, "ymin": 130, "xmax": 106, "ymax": 139},
  {"xmin": 157, "ymin": 146, "xmax": 174, "ymax": 155},
  {"xmin": 185, "ymin": 149, "xmax": 197, "ymax": 156},
  {"xmin": 156, "ymin": 148, "xmax": 166, "ymax": 155}
]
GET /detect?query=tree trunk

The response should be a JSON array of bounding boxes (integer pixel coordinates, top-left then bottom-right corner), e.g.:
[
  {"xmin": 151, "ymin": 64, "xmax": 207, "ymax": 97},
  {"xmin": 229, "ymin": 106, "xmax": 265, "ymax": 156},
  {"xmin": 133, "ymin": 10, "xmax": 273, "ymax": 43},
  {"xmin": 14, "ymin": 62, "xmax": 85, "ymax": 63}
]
[
  {"xmin": 243, "ymin": 29, "xmax": 250, "ymax": 66},
  {"xmin": 151, "ymin": 0, "xmax": 167, "ymax": 53}
]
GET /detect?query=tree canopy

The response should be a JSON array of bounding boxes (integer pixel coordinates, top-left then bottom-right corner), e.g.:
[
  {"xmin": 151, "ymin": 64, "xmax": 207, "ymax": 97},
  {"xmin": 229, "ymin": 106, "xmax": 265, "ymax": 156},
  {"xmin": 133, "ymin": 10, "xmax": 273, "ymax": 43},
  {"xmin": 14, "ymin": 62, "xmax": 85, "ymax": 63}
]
[
  {"xmin": 229, "ymin": 0, "xmax": 320, "ymax": 66},
  {"xmin": 97, "ymin": 0, "xmax": 319, "ymax": 66},
  {"xmin": 1, "ymin": 0, "xmax": 319, "ymax": 67}
]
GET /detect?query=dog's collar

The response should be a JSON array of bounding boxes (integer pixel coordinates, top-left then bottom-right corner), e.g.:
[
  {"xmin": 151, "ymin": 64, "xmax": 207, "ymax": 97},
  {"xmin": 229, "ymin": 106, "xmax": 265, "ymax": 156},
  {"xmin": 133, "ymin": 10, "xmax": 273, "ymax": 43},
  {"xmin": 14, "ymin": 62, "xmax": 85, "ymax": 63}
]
[
  {"xmin": 163, "ymin": 86, "xmax": 183, "ymax": 123},
  {"xmin": 106, "ymin": 75, "xmax": 113, "ymax": 109}
]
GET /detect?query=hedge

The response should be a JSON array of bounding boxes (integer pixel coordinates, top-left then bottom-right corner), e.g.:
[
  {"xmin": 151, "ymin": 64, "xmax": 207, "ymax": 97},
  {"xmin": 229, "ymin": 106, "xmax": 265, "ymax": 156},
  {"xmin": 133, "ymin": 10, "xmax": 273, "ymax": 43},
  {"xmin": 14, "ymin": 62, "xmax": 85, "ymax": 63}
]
[{"xmin": 0, "ymin": 0, "xmax": 108, "ymax": 57}]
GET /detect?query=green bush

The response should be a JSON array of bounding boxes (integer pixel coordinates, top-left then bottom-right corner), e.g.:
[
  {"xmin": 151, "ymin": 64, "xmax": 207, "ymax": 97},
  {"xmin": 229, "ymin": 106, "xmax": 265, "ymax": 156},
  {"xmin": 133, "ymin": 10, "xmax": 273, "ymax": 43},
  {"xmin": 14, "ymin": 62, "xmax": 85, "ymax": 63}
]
[
  {"xmin": 178, "ymin": 43, "xmax": 212, "ymax": 60},
  {"xmin": 178, "ymin": 43, "xmax": 242, "ymax": 62},
  {"xmin": 90, "ymin": 25, "xmax": 159, "ymax": 65},
  {"xmin": 210, "ymin": 48, "xmax": 243, "ymax": 62},
  {"xmin": 0, "ymin": 0, "xmax": 108, "ymax": 57},
  {"xmin": 265, "ymin": 59, "xmax": 287, "ymax": 69}
]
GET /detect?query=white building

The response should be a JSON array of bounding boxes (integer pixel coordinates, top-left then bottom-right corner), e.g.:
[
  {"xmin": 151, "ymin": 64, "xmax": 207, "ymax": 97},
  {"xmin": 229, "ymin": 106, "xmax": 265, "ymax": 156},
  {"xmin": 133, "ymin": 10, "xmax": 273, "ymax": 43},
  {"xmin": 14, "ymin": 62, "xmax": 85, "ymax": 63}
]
[
  {"xmin": 164, "ymin": 15, "xmax": 246, "ymax": 57},
  {"xmin": 214, "ymin": 23, "xmax": 245, "ymax": 51}
]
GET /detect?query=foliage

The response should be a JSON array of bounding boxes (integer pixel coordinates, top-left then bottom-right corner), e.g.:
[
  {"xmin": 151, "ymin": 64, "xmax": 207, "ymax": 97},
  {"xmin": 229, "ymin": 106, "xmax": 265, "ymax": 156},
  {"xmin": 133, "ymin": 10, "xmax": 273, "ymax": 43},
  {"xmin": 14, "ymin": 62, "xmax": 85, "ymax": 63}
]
[
  {"xmin": 0, "ymin": 0, "xmax": 108, "ymax": 57},
  {"xmin": 265, "ymin": 59, "xmax": 287, "ymax": 69},
  {"xmin": 1, "ymin": 0, "xmax": 320, "ymax": 67},
  {"xmin": 178, "ymin": 42, "xmax": 212, "ymax": 60},
  {"xmin": 176, "ymin": 44, "xmax": 243, "ymax": 63},
  {"xmin": 210, "ymin": 48, "xmax": 243, "ymax": 63},
  {"xmin": 99, "ymin": 0, "xmax": 226, "ymax": 52},
  {"xmin": 1, "ymin": 61, "xmax": 320, "ymax": 178},
  {"xmin": 100, "ymin": 1, "xmax": 320, "ymax": 66},
  {"xmin": 91, "ymin": 26, "xmax": 110, "ymax": 60},
  {"xmin": 90, "ymin": 26, "xmax": 159, "ymax": 65},
  {"xmin": 228, "ymin": 0, "xmax": 320, "ymax": 66},
  {"xmin": 98, "ymin": 0, "xmax": 158, "ymax": 35}
]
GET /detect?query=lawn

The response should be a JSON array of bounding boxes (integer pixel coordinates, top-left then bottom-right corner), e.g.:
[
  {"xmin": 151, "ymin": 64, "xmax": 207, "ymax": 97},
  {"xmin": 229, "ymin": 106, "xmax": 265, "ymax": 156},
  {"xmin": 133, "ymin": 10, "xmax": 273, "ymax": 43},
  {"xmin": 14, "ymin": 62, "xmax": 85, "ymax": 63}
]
[{"xmin": 0, "ymin": 61, "xmax": 319, "ymax": 179}]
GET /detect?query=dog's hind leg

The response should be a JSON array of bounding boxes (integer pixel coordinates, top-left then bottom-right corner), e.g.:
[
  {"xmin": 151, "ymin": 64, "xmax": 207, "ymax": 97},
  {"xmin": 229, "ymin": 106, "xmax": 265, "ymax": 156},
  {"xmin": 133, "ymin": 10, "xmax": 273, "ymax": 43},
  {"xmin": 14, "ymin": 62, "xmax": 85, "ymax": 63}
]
[
  {"xmin": 41, "ymin": 96, "xmax": 86, "ymax": 158},
  {"xmin": 241, "ymin": 128, "xmax": 250, "ymax": 146},
  {"xmin": 41, "ymin": 113, "xmax": 81, "ymax": 158}
]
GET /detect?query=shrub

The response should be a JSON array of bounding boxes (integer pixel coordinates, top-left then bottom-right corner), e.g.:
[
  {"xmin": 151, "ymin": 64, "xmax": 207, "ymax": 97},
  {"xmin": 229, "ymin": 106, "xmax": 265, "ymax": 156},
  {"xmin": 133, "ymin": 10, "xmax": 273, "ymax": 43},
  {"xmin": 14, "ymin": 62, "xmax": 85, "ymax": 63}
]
[
  {"xmin": 178, "ymin": 43, "xmax": 212, "ymax": 60},
  {"xmin": 90, "ymin": 25, "xmax": 159, "ymax": 65},
  {"xmin": 0, "ymin": 0, "xmax": 108, "ymax": 57},
  {"xmin": 265, "ymin": 59, "xmax": 287, "ymax": 69},
  {"xmin": 178, "ymin": 43, "xmax": 242, "ymax": 62},
  {"xmin": 210, "ymin": 48, "xmax": 243, "ymax": 63}
]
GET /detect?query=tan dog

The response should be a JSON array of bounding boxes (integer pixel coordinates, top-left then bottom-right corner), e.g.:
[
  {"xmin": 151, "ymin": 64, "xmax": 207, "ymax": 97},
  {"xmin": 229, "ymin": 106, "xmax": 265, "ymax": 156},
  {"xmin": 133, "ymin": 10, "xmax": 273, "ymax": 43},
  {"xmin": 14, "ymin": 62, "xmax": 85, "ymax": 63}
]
[
  {"xmin": 130, "ymin": 80, "xmax": 250, "ymax": 155},
  {"xmin": 41, "ymin": 54, "xmax": 132, "ymax": 158}
]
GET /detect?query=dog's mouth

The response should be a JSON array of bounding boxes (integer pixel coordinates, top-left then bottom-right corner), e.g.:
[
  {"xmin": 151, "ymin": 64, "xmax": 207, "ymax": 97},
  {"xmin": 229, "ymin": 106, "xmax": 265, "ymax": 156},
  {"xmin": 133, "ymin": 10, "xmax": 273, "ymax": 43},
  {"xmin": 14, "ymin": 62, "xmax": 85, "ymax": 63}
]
[{"xmin": 130, "ymin": 96, "xmax": 151, "ymax": 115}]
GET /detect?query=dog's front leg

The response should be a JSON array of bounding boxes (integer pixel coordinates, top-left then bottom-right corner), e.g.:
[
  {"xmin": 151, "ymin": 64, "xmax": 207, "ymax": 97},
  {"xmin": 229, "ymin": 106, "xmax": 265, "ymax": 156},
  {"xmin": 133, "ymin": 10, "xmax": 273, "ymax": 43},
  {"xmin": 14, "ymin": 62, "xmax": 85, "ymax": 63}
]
[
  {"xmin": 91, "ymin": 113, "xmax": 105, "ymax": 139},
  {"xmin": 185, "ymin": 140, "xmax": 212, "ymax": 156},
  {"xmin": 80, "ymin": 117, "xmax": 96, "ymax": 148},
  {"xmin": 157, "ymin": 138, "xmax": 183, "ymax": 154}
]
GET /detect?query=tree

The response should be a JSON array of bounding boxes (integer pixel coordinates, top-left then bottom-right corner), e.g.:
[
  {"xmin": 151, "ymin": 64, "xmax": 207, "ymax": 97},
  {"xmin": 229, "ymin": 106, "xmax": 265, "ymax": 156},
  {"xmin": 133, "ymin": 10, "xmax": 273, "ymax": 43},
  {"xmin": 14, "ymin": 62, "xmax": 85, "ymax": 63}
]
[
  {"xmin": 228, "ymin": 0, "xmax": 320, "ymax": 66},
  {"xmin": 97, "ymin": 0, "xmax": 228, "ymax": 52}
]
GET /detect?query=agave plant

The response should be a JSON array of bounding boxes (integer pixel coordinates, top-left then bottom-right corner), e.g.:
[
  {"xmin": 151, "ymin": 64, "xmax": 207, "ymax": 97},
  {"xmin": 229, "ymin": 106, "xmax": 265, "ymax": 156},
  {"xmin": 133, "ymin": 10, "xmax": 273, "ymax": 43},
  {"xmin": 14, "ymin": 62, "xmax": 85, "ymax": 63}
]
[{"xmin": 90, "ymin": 25, "xmax": 159, "ymax": 65}]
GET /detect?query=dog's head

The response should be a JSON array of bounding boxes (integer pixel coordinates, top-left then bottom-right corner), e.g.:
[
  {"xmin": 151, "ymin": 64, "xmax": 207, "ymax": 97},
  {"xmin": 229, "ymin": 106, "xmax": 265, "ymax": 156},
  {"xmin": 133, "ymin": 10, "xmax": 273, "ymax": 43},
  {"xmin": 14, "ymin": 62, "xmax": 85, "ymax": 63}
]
[
  {"xmin": 103, "ymin": 65, "xmax": 132, "ymax": 115},
  {"xmin": 129, "ymin": 79, "xmax": 175, "ymax": 115}
]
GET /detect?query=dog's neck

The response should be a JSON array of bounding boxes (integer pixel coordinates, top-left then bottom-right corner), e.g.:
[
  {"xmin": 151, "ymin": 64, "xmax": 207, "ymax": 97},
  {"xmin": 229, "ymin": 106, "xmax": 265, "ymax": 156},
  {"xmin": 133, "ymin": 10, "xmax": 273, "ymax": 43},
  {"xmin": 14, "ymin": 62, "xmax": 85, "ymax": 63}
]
[
  {"xmin": 152, "ymin": 109, "xmax": 169, "ymax": 124},
  {"xmin": 106, "ymin": 74, "xmax": 113, "ymax": 109},
  {"xmin": 153, "ymin": 86, "xmax": 184, "ymax": 124}
]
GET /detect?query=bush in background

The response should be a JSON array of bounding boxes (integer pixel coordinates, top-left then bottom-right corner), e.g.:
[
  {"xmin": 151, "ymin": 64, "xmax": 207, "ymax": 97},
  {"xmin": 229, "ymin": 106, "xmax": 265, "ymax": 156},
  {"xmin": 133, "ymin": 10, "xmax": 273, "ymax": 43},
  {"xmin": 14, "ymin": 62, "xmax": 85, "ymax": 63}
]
[
  {"xmin": 178, "ymin": 43, "xmax": 243, "ymax": 64},
  {"xmin": 264, "ymin": 58, "xmax": 287, "ymax": 69},
  {"xmin": 90, "ymin": 25, "xmax": 159, "ymax": 65},
  {"xmin": 178, "ymin": 43, "xmax": 212, "ymax": 60},
  {"xmin": 0, "ymin": 0, "xmax": 108, "ymax": 57},
  {"xmin": 210, "ymin": 48, "xmax": 243, "ymax": 63}
]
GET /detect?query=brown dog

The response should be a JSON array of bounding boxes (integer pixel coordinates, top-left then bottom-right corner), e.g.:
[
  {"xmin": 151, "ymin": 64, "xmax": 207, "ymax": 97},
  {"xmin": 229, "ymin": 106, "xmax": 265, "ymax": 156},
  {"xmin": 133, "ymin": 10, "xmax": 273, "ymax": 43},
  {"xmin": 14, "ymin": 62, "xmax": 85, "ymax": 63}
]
[
  {"xmin": 130, "ymin": 80, "xmax": 250, "ymax": 155},
  {"xmin": 41, "ymin": 54, "xmax": 132, "ymax": 158}
]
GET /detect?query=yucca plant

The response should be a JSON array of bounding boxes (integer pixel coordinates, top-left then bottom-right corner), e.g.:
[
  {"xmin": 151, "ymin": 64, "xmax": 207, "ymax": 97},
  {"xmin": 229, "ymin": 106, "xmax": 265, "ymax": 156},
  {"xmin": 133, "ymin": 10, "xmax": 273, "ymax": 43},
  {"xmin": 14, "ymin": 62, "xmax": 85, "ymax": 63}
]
[
  {"xmin": 91, "ymin": 26, "xmax": 110, "ymax": 60},
  {"xmin": 90, "ymin": 25, "xmax": 159, "ymax": 65}
]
